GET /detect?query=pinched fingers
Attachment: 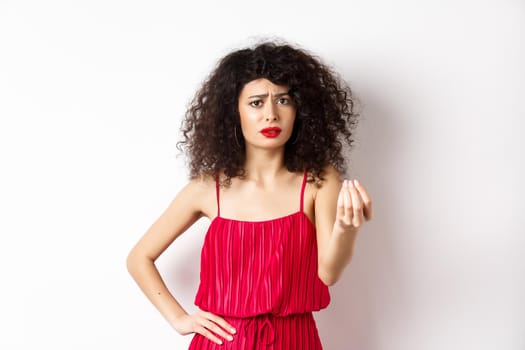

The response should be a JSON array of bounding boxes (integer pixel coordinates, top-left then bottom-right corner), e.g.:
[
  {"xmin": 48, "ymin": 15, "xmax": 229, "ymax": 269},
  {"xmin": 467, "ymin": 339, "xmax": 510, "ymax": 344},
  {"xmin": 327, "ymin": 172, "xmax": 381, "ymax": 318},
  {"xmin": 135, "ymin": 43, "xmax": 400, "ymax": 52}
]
[
  {"xmin": 353, "ymin": 179, "xmax": 373, "ymax": 220},
  {"xmin": 347, "ymin": 180, "xmax": 364, "ymax": 227},
  {"xmin": 336, "ymin": 179, "xmax": 373, "ymax": 229},
  {"xmin": 337, "ymin": 180, "xmax": 353, "ymax": 227},
  {"xmin": 336, "ymin": 183, "xmax": 347, "ymax": 223}
]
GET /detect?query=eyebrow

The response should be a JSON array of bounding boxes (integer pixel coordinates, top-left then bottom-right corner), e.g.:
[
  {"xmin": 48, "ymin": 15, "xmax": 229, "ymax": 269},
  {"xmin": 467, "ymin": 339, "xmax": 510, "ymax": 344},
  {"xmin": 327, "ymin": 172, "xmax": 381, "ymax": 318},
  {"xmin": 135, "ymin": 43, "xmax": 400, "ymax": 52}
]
[{"xmin": 247, "ymin": 92, "xmax": 291, "ymax": 99}]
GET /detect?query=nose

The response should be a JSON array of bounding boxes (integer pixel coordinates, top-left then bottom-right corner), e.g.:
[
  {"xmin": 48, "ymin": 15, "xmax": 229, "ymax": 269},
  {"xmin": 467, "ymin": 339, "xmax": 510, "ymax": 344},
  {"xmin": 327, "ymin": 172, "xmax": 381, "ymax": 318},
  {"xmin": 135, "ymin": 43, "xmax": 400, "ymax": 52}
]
[{"xmin": 265, "ymin": 102, "xmax": 278, "ymax": 121}]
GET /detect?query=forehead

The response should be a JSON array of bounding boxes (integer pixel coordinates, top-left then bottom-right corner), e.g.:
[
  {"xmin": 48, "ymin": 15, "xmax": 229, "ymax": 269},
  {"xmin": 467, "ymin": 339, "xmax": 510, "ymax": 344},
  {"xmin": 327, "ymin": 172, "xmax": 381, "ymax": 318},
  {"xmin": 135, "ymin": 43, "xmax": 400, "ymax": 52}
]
[{"xmin": 239, "ymin": 78, "xmax": 289, "ymax": 97}]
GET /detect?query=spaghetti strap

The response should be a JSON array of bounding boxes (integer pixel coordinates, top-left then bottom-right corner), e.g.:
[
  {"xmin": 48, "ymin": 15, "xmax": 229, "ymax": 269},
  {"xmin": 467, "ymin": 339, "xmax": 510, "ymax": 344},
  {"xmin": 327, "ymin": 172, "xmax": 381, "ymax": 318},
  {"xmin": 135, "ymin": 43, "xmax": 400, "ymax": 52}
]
[
  {"xmin": 215, "ymin": 174, "xmax": 220, "ymax": 217},
  {"xmin": 300, "ymin": 169, "xmax": 308, "ymax": 213}
]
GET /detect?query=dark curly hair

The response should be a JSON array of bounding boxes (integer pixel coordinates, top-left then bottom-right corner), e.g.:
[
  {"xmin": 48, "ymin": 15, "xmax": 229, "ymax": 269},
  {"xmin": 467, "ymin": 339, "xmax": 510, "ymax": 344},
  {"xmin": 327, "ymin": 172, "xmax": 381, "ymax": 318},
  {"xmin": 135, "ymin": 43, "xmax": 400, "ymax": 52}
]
[{"xmin": 177, "ymin": 40, "xmax": 359, "ymax": 186}]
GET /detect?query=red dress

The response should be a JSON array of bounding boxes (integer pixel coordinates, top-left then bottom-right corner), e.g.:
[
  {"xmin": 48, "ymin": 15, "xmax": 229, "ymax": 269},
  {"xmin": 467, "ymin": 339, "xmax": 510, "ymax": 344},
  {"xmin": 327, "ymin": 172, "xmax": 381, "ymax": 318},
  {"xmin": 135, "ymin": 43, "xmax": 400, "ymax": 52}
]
[{"xmin": 189, "ymin": 172, "xmax": 330, "ymax": 349}]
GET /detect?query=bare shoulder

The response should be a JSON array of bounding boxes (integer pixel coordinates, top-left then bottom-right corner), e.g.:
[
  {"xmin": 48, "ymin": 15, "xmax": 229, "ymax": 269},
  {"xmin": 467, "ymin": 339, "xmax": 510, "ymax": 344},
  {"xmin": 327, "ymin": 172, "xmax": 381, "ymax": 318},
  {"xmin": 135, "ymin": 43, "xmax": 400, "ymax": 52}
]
[
  {"xmin": 310, "ymin": 166, "xmax": 344, "ymax": 239},
  {"xmin": 185, "ymin": 173, "xmax": 215, "ymax": 193},
  {"xmin": 126, "ymin": 174, "xmax": 217, "ymax": 261},
  {"xmin": 183, "ymin": 174, "xmax": 217, "ymax": 218},
  {"xmin": 303, "ymin": 165, "xmax": 342, "ymax": 223},
  {"xmin": 311, "ymin": 165, "xmax": 343, "ymax": 199}
]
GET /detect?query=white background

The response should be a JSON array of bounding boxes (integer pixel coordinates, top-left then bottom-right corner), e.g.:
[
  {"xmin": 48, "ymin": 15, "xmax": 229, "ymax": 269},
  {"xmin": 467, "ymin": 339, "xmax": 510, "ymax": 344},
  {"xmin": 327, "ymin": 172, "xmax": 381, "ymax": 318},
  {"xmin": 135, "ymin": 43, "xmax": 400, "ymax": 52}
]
[{"xmin": 1, "ymin": 0, "xmax": 524, "ymax": 349}]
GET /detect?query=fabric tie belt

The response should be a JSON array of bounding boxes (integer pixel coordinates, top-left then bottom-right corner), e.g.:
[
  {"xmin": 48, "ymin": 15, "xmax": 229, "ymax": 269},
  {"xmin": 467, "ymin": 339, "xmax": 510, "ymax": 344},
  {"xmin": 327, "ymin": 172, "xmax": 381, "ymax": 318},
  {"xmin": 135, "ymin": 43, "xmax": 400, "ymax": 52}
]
[{"xmin": 243, "ymin": 313, "xmax": 276, "ymax": 348}]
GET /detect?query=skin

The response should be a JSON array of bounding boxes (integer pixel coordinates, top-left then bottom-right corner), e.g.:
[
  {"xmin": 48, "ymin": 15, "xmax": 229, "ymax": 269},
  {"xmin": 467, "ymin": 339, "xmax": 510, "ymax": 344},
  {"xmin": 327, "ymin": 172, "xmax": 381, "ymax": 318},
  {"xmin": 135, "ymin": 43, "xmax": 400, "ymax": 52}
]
[{"xmin": 126, "ymin": 78, "xmax": 373, "ymax": 345}]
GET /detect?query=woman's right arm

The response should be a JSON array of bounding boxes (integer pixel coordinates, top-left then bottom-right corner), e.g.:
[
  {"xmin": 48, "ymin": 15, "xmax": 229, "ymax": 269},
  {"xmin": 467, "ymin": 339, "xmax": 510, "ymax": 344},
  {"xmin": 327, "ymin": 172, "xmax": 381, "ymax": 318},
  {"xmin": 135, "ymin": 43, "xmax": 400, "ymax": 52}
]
[{"xmin": 126, "ymin": 178, "xmax": 236, "ymax": 345}]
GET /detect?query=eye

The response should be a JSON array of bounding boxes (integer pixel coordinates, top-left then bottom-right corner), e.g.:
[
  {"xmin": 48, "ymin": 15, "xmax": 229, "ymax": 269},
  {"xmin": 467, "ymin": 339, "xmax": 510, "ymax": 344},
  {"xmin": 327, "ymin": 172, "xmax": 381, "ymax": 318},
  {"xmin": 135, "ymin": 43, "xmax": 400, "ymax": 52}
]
[
  {"xmin": 278, "ymin": 97, "xmax": 291, "ymax": 105},
  {"xmin": 249, "ymin": 100, "xmax": 262, "ymax": 107}
]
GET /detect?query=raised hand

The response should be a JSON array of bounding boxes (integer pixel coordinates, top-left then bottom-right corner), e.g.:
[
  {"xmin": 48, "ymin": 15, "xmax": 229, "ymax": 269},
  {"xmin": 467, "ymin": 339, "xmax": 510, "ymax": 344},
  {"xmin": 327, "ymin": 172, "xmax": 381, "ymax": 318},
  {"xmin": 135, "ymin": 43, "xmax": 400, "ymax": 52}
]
[
  {"xmin": 335, "ymin": 179, "xmax": 372, "ymax": 231},
  {"xmin": 173, "ymin": 309, "xmax": 237, "ymax": 345}
]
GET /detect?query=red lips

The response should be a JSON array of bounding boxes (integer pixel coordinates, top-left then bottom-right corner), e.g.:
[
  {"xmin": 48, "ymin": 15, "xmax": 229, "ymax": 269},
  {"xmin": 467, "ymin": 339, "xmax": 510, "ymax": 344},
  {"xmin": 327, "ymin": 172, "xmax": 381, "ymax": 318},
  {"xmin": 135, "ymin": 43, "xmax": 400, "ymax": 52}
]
[{"xmin": 260, "ymin": 127, "xmax": 282, "ymax": 138}]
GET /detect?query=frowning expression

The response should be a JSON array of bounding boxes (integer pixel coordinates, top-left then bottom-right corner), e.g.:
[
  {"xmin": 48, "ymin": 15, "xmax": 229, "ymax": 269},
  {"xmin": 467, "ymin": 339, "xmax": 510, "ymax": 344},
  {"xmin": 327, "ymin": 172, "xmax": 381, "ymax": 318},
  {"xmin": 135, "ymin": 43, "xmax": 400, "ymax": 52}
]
[{"xmin": 237, "ymin": 78, "xmax": 296, "ymax": 150}]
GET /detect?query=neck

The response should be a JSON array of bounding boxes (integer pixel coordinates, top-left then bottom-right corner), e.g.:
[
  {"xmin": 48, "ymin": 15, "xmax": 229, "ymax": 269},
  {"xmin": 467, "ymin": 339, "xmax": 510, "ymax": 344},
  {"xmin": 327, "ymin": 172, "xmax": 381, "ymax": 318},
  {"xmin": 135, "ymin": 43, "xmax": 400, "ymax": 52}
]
[{"xmin": 243, "ymin": 145, "xmax": 287, "ymax": 182}]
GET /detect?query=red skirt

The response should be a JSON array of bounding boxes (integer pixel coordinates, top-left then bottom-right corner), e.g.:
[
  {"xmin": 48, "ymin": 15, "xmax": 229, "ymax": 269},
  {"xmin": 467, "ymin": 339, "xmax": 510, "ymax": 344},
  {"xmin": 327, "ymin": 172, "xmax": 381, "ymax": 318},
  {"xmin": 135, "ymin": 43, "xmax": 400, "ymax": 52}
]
[{"xmin": 188, "ymin": 312, "xmax": 323, "ymax": 349}]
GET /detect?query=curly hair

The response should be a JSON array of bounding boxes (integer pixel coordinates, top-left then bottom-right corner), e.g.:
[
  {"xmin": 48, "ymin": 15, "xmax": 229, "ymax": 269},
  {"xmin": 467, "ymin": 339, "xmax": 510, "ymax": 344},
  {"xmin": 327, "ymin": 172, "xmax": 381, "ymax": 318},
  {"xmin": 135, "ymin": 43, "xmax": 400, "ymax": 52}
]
[{"xmin": 177, "ymin": 40, "xmax": 359, "ymax": 186}]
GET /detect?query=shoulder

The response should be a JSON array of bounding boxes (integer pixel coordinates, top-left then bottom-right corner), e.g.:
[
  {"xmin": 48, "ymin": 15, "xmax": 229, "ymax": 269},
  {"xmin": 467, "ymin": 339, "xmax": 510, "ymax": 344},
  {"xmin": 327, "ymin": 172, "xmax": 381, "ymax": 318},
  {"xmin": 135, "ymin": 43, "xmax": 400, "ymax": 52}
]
[
  {"xmin": 310, "ymin": 166, "xmax": 343, "ymax": 233},
  {"xmin": 178, "ymin": 174, "xmax": 218, "ymax": 217},
  {"xmin": 302, "ymin": 165, "xmax": 342, "ymax": 222},
  {"xmin": 319, "ymin": 165, "xmax": 343, "ymax": 183},
  {"xmin": 310, "ymin": 165, "xmax": 343, "ymax": 199},
  {"xmin": 186, "ymin": 173, "xmax": 216, "ymax": 193}
]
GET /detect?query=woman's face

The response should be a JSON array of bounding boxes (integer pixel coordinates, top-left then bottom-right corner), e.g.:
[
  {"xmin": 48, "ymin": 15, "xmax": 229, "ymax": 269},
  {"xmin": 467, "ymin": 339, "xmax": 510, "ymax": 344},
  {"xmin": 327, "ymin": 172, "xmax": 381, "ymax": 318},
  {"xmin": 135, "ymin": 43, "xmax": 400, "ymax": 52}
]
[{"xmin": 237, "ymin": 78, "xmax": 296, "ymax": 151}]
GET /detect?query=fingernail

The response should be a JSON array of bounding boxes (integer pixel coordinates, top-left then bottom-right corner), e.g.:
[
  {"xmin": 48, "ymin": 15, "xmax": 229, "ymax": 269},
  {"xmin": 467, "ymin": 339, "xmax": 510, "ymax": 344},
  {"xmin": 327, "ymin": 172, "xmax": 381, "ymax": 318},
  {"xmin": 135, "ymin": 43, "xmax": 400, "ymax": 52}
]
[
  {"xmin": 217, "ymin": 340, "xmax": 223, "ymax": 345},
  {"xmin": 231, "ymin": 328, "xmax": 236, "ymax": 334},
  {"xmin": 227, "ymin": 335, "xmax": 233, "ymax": 341},
  {"xmin": 354, "ymin": 179, "xmax": 360, "ymax": 186},
  {"xmin": 348, "ymin": 180, "xmax": 354, "ymax": 188}
]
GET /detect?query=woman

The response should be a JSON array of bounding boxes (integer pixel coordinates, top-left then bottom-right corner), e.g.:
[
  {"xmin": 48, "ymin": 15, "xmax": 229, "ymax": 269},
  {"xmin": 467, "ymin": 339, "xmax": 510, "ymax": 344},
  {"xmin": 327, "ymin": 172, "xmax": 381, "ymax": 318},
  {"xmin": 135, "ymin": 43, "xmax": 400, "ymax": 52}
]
[{"xmin": 127, "ymin": 41, "xmax": 373, "ymax": 349}]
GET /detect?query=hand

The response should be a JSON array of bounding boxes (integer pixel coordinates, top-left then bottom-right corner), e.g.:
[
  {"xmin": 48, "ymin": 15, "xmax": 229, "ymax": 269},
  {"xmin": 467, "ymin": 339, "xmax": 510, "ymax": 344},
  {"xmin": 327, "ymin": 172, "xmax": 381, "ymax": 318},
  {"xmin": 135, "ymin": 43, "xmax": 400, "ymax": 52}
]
[
  {"xmin": 172, "ymin": 310, "xmax": 237, "ymax": 345},
  {"xmin": 335, "ymin": 179, "xmax": 372, "ymax": 231}
]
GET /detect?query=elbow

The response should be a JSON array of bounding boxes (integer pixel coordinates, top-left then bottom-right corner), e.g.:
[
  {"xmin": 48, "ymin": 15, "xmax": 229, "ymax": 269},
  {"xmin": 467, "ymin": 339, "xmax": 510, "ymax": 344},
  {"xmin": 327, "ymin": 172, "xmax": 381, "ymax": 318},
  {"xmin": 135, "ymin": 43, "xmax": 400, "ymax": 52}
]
[
  {"xmin": 126, "ymin": 251, "xmax": 137, "ymax": 275},
  {"xmin": 319, "ymin": 275, "xmax": 338, "ymax": 287},
  {"xmin": 317, "ymin": 252, "xmax": 354, "ymax": 286},
  {"xmin": 126, "ymin": 248, "xmax": 155, "ymax": 276},
  {"xmin": 126, "ymin": 248, "xmax": 144, "ymax": 276},
  {"xmin": 317, "ymin": 267, "xmax": 340, "ymax": 287}
]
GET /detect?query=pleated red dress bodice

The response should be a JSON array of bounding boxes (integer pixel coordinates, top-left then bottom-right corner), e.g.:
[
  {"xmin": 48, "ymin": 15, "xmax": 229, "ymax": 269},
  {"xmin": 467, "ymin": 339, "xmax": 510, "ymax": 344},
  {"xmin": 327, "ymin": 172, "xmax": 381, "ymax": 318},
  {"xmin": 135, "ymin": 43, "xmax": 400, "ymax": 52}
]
[{"xmin": 194, "ymin": 172, "xmax": 330, "ymax": 318}]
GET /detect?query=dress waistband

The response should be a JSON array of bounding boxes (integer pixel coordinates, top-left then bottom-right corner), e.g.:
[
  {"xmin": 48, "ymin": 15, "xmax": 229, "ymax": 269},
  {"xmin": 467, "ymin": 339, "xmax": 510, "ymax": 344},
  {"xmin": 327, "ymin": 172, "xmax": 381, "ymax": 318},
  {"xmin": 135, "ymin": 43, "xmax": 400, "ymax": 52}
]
[
  {"xmin": 244, "ymin": 314, "xmax": 275, "ymax": 347},
  {"xmin": 223, "ymin": 312, "xmax": 315, "ymax": 349}
]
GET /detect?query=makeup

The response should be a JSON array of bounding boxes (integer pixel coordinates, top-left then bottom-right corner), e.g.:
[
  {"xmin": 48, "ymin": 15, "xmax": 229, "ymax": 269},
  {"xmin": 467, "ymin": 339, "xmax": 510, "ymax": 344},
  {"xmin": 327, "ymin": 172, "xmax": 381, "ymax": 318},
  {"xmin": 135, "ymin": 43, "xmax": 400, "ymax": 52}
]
[{"xmin": 260, "ymin": 127, "xmax": 282, "ymax": 138}]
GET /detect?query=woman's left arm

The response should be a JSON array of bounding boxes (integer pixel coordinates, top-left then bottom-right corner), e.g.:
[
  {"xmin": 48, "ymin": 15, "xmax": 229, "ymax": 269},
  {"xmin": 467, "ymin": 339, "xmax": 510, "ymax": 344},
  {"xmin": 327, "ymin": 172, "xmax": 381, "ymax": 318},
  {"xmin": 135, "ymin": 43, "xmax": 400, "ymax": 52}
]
[{"xmin": 314, "ymin": 167, "xmax": 373, "ymax": 286}]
